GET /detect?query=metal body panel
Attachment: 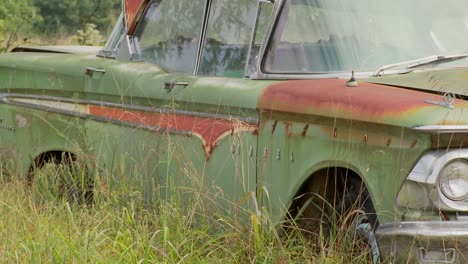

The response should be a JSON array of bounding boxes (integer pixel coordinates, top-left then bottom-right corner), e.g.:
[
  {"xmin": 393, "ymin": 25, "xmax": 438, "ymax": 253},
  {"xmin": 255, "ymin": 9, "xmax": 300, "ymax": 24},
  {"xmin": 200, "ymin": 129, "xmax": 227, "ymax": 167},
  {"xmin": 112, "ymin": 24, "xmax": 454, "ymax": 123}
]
[
  {"xmin": 365, "ymin": 68, "xmax": 468, "ymax": 97},
  {"xmin": 2, "ymin": 51, "xmax": 468, "ymax": 224},
  {"xmin": 11, "ymin": 45, "xmax": 102, "ymax": 54}
]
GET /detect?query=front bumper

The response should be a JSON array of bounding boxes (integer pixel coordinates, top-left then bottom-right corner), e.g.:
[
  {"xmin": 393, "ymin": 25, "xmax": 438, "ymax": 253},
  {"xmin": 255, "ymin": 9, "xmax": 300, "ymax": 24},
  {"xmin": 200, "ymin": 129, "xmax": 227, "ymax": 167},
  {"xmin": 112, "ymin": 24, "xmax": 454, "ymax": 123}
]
[{"xmin": 376, "ymin": 221, "xmax": 468, "ymax": 263}]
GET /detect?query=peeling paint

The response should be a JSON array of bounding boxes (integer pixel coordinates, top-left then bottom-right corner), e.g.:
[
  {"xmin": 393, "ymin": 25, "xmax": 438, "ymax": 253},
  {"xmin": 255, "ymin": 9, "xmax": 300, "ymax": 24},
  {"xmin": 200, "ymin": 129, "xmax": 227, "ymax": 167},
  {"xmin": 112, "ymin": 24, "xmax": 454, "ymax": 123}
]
[
  {"xmin": 89, "ymin": 105, "xmax": 258, "ymax": 160},
  {"xmin": 15, "ymin": 114, "xmax": 27, "ymax": 128}
]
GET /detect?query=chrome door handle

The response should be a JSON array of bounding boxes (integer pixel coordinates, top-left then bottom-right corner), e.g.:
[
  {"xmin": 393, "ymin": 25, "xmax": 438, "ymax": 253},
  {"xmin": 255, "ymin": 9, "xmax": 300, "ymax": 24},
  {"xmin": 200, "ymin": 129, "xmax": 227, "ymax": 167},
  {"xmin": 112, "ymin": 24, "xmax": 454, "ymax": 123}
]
[
  {"xmin": 164, "ymin": 81, "xmax": 189, "ymax": 92},
  {"xmin": 85, "ymin": 67, "xmax": 106, "ymax": 77}
]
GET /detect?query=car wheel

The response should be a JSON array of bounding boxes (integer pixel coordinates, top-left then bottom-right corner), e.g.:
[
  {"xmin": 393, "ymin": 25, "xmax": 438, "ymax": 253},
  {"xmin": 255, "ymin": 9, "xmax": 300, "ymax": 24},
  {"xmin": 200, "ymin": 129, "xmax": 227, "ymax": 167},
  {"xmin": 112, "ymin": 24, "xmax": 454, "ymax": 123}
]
[
  {"xmin": 291, "ymin": 170, "xmax": 380, "ymax": 263},
  {"xmin": 337, "ymin": 176, "xmax": 380, "ymax": 264},
  {"xmin": 29, "ymin": 153, "xmax": 93, "ymax": 205}
]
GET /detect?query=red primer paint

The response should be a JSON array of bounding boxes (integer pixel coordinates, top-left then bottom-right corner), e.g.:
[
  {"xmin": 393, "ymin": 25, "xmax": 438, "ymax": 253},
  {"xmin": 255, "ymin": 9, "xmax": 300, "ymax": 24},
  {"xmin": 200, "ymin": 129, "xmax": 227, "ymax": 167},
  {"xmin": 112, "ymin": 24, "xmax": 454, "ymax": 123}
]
[
  {"xmin": 125, "ymin": 0, "xmax": 144, "ymax": 27},
  {"xmin": 258, "ymin": 79, "xmax": 463, "ymax": 125},
  {"xmin": 89, "ymin": 105, "xmax": 256, "ymax": 159}
]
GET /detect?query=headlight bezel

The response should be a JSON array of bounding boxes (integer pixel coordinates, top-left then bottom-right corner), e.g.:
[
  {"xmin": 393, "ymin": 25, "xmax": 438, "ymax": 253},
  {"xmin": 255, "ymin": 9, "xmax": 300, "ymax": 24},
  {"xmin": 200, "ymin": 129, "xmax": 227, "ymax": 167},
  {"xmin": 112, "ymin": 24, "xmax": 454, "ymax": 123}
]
[
  {"xmin": 438, "ymin": 159, "xmax": 468, "ymax": 202},
  {"xmin": 405, "ymin": 149, "xmax": 468, "ymax": 212}
]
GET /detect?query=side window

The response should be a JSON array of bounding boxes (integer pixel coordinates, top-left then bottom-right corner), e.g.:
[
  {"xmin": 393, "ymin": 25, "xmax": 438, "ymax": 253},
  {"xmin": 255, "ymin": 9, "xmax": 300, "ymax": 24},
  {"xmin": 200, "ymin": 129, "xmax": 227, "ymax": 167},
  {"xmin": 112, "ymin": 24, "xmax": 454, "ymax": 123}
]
[
  {"xmin": 133, "ymin": 0, "xmax": 205, "ymax": 73},
  {"xmin": 198, "ymin": 0, "xmax": 258, "ymax": 77}
]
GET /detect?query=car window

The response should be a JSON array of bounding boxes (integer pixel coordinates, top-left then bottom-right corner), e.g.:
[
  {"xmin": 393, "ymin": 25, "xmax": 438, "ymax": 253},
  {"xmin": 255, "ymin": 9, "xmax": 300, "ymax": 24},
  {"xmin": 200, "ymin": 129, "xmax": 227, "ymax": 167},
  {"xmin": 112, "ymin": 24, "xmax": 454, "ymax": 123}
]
[
  {"xmin": 198, "ymin": 0, "xmax": 257, "ymax": 78},
  {"xmin": 264, "ymin": 0, "xmax": 468, "ymax": 74},
  {"xmin": 133, "ymin": 0, "xmax": 205, "ymax": 73}
]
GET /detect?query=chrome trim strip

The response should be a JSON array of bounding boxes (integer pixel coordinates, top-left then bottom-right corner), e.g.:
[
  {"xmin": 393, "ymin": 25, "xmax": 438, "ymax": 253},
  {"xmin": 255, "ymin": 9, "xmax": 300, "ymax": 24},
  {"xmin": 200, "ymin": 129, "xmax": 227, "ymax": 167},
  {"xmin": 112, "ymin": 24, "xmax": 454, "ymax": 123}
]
[
  {"xmin": 0, "ymin": 95, "xmax": 190, "ymax": 136},
  {"xmin": 413, "ymin": 125, "xmax": 468, "ymax": 133},
  {"xmin": 245, "ymin": 0, "xmax": 273, "ymax": 78},
  {"xmin": 244, "ymin": 0, "xmax": 261, "ymax": 78},
  {"xmin": 252, "ymin": 0, "xmax": 282, "ymax": 80},
  {"xmin": 0, "ymin": 93, "xmax": 258, "ymax": 124},
  {"xmin": 376, "ymin": 221, "xmax": 468, "ymax": 238},
  {"xmin": 194, "ymin": 0, "xmax": 211, "ymax": 75}
]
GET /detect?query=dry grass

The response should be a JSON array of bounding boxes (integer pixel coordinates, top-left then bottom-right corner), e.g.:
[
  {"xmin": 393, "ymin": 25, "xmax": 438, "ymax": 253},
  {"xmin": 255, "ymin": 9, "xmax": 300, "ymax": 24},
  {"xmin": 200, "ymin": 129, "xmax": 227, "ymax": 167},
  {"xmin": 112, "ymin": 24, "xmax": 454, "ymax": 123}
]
[{"xmin": 0, "ymin": 161, "xmax": 376, "ymax": 263}]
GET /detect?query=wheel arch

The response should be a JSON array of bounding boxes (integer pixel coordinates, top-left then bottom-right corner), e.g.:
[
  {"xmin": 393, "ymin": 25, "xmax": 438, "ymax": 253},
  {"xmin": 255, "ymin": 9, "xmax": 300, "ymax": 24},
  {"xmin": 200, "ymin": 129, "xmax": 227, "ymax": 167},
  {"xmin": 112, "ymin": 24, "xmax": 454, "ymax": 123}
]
[
  {"xmin": 25, "ymin": 149, "xmax": 80, "ymax": 179},
  {"xmin": 287, "ymin": 161, "xmax": 376, "ymax": 222}
]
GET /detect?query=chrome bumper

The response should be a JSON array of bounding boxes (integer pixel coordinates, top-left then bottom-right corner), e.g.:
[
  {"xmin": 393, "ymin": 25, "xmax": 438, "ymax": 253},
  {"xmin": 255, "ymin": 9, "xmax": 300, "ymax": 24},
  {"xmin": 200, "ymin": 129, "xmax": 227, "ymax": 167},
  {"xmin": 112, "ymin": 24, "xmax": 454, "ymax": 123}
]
[{"xmin": 376, "ymin": 221, "xmax": 468, "ymax": 263}]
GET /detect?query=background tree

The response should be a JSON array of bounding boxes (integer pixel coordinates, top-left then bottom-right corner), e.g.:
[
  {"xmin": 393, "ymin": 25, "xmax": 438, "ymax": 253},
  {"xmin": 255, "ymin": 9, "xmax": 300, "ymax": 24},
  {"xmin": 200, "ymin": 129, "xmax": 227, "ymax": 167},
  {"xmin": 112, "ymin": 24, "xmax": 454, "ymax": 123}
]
[
  {"xmin": 32, "ymin": 0, "xmax": 120, "ymax": 42},
  {"xmin": 0, "ymin": 0, "xmax": 40, "ymax": 52}
]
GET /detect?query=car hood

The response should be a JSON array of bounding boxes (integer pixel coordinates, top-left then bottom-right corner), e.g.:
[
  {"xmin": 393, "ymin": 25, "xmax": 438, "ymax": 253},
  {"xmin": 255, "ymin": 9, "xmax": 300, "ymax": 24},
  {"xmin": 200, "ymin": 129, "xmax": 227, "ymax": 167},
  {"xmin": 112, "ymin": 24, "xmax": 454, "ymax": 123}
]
[
  {"xmin": 258, "ymin": 77, "xmax": 468, "ymax": 129},
  {"xmin": 363, "ymin": 67, "xmax": 468, "ymax": 97},
  {"xmin": 11, "ymin": 45, "xmax": 102, "ymax": 54}
]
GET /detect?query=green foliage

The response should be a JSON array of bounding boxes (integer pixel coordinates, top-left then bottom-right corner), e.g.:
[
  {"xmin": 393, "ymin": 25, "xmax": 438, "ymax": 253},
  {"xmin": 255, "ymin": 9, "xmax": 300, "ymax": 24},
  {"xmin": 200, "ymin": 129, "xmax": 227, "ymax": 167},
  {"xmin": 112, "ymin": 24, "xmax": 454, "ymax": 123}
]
[
  {"xmin": 32, "ymin": 0, "xmax": 121, "ymax": 37},
  {"xmin": 0, "ymin": 0, "xmax": 120, "ymax": 51},
  {"xmin": 71, "ymin": 23, "xmax": 105, "ymax": 46},
  {"xmin": 0, "ymin": 0, "xmax": 41, "ymax": 52}
]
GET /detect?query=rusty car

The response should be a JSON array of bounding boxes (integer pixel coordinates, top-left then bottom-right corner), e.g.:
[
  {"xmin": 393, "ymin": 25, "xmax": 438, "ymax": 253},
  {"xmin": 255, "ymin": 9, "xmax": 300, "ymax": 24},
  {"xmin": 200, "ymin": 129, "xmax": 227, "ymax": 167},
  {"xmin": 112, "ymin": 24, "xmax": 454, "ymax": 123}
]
[{"xmin": 1, "ymin": 0, "xmax": 468, "ymax": 263}]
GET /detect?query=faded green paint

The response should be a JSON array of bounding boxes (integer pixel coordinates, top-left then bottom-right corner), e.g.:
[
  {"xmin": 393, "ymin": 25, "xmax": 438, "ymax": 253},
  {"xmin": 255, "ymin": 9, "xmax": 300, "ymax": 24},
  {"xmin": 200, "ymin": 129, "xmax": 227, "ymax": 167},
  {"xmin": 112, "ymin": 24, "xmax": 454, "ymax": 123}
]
[
  {"xmin": 257, "ymin": 113, "xmax": 432, "ymax": 224},
  {"xmin": 2, "ymin": 50, "xmax": 468, "ymax": 226},
  {"xmin": 0, "ymin": 52, "xmax": 271, "ymax": 216},
  {"xmin": 1, "ymin": 2, "xmax": 468, "ymax": 241},
  {"xmin": 365, "ymin": 67, "xmax": 468, "ymax": 96}
]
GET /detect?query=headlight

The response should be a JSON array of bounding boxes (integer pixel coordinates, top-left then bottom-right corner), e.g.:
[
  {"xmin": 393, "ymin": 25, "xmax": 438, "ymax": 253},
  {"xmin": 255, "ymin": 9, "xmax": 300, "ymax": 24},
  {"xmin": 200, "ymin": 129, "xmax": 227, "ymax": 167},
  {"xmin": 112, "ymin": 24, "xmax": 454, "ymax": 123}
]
[{"xmin": 439, "ymin": 159, "xmax": 468, "ymax": 201}]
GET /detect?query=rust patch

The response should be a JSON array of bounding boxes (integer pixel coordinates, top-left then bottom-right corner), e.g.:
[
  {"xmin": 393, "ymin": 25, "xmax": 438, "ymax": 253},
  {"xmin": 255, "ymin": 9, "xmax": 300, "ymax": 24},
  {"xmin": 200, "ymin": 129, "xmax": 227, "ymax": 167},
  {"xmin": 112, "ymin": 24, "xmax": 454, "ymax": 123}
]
[
  {"xmin": 364, "ymin": 134, "xmax": 368, "ymax": 142},
  {"xmin": 271, "ymin": 120, "xmax": 278, "ymax": 134},
  {"xmin": 301, "ymin": 124, "xmax": 309, "ymax": 136},
  {"xmin": 333, "ymin": 127, "xmax": 337, "ymax": 138},
  {"xmin": 386, "ymin": 138, "xmax": 392, "ymax": 147},
  {"xmin": 284, "ymin": 122, "xmax": 291, "ymax": 136},
  {"xmin": 258, "ymin": 79, "xmax": 466, "ymax": 126},
  {"xmin": 89, "ymin": 105, "xmax": 257, "ymax": 160},
  {"xmin": 410, "ymin": 140, "xmax": 418, "ymax": 149}
]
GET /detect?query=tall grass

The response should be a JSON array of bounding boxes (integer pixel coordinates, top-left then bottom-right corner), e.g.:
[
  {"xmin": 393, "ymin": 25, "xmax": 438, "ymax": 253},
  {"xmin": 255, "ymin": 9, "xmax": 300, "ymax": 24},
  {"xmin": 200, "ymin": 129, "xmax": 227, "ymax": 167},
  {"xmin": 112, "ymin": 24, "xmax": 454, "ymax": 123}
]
[{"xmin": 0, "ymin": 158, "xmax": 375, "ymax": 263}]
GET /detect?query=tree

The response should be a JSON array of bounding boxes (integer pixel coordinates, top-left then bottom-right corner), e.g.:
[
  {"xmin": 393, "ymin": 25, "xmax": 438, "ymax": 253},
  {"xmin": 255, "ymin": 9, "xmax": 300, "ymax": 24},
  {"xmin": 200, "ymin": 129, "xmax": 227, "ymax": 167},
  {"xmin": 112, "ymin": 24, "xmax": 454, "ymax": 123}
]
[
  {"xmin": 0, "ymin": 0, "xmax": 40, "ymax": 52},
  {"xmin": 72, "ymin": 23, "xmax": 104, "ymax": 46},
  {"xmin": 32, "ymin": 0, "xmax": 121, "ymax": 39}
]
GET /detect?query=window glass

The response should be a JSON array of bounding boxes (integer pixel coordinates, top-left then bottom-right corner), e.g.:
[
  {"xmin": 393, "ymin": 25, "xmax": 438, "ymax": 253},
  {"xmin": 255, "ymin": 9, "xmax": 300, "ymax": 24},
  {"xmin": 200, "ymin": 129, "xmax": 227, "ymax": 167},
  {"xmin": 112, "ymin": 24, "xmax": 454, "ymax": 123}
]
[
  {"xmin": 264, "ymin": 0, "xmax": 468, "ymax": 73},
  {"xmin": 133, "ymin": 0, "xmax": 205, "ymax": 73},
  {"xmin": 199, "ymin": 0, "xmax": 257, "ymax": 77}
]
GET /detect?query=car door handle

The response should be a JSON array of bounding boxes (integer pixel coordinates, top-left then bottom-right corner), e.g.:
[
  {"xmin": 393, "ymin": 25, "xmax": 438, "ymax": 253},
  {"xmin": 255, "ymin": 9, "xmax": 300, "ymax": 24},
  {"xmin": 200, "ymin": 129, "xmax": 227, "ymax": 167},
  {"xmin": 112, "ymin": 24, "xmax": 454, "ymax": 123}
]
[
  {"xmin": 84, "ymin": 67, "xmax": 106, "ymax": 77},
  {"xmin": 164, "ymin": 81, "xmax": 189, "ymax": 92}
]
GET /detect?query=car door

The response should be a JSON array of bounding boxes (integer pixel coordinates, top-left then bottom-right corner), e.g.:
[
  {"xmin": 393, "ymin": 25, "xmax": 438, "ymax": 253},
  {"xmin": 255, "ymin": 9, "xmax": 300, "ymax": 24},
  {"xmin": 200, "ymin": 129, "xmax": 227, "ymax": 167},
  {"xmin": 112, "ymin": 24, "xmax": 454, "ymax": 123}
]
[{"xmin": 83, "ymin": 0, "xmax": 261, "ymax": 216}]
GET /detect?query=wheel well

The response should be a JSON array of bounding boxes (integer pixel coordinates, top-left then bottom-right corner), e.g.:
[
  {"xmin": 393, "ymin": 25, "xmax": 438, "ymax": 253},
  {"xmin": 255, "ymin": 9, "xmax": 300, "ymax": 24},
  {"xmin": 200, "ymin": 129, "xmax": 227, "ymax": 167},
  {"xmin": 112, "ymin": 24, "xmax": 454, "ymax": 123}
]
[
  {"xmin": 31, "ymin": 151, "xmax": 77, "ymax": 168},
  {"xmin": 28, "ymin": 151, "xmax": 77, "ymax": 180},
  {"xmin": 288, "ymin": 167, "xmax": 373, "ymax": 224},
  {"xmin": 28, "ymin": 150, "xmax": 93, "ymax": 205}
]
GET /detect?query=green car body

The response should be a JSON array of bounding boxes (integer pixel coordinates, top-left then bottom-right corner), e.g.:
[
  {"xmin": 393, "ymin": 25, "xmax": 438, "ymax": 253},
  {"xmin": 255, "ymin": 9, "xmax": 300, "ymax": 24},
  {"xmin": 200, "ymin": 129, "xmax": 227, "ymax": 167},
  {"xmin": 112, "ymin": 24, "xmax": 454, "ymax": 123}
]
[{"xmin": 1, "ymin": 0, "xmax": 468, "ymax": 262}]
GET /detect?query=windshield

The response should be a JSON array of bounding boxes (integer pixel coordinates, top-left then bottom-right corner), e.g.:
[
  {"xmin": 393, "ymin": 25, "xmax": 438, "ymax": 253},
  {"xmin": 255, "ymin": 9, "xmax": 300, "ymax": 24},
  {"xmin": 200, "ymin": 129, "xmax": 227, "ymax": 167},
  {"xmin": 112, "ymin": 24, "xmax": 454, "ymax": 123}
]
[{"xmin": 264, "ymin": 0, "xmax": 468, "ymax": 74}]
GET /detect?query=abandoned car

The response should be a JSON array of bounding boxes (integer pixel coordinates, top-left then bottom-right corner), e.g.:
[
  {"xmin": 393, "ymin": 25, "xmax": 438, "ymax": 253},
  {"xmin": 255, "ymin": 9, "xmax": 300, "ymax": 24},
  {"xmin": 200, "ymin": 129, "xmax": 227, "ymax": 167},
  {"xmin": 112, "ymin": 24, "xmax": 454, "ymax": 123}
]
[{"xmin": 1, "ymin": 0, "xmax": 468, "ymax": 262}]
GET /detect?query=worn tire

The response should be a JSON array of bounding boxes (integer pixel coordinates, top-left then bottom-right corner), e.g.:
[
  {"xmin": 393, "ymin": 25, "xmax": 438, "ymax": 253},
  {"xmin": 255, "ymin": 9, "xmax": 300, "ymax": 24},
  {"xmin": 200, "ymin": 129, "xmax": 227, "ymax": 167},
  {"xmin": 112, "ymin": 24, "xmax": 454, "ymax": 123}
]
[
  {"xmin": 291, "ymin": 170, "xmax": 380, "ymax": 263},
  {"xmin": 336, "ymin": 176, "xmax": 380, "ymax": 264}
]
